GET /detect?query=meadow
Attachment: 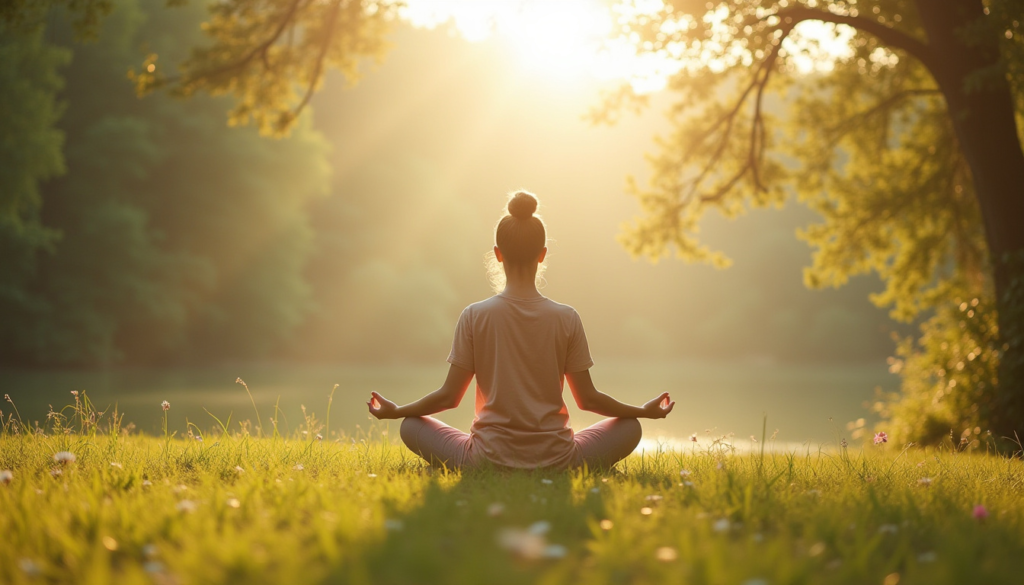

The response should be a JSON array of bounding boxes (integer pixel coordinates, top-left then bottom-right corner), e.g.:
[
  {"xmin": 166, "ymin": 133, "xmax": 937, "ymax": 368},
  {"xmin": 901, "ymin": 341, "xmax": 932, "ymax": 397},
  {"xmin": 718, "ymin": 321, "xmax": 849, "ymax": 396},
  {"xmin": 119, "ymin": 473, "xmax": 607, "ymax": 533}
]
[{"xmin": 1, "ymin": 392, "xmax": 1022, "ymax": 585}]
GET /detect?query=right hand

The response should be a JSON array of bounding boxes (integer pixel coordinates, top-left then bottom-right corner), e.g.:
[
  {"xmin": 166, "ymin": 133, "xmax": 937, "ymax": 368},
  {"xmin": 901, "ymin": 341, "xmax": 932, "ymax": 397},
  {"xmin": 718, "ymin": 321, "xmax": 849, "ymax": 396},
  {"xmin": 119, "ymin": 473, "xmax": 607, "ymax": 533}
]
[
  {"xmin": 367, "ymin": 391, "xmax": 399, "ymax": 420},
  {"xmin": 641, "ymin": 392, "xmax": 675, "ymax": 419}
]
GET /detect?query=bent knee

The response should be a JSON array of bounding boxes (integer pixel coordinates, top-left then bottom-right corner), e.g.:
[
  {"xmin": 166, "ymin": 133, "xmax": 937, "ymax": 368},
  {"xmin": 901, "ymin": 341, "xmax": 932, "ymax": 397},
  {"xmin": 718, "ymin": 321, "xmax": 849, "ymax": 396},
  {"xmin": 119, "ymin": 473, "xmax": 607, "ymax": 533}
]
[
  {"xmin": 616, "ymin": 417, "xmax": 643, "ymax": 449},
  {"xmin": 400, "ymin": 417, "xmax": 424, "ymax": 449}
]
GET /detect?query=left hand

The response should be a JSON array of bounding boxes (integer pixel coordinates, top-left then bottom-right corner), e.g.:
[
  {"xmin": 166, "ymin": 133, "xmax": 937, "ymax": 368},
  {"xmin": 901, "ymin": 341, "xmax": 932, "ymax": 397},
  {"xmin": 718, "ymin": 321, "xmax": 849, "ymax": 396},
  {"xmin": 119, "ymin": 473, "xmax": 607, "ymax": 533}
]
[
  {"xmin": 367, "ymin": 391, "xmax": 399, "ymax": 419},
  {"xmin": 640, "ymin": 392, "xmax": 675, "ymax": 419}
]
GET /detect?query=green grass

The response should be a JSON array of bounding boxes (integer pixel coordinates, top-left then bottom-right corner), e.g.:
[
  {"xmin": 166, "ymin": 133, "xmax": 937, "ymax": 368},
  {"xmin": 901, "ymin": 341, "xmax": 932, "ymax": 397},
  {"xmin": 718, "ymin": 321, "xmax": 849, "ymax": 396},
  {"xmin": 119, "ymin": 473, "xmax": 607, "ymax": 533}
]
[{"xmin": 1, "ymin": 398, "xmax": 1023, "ymax": 584}]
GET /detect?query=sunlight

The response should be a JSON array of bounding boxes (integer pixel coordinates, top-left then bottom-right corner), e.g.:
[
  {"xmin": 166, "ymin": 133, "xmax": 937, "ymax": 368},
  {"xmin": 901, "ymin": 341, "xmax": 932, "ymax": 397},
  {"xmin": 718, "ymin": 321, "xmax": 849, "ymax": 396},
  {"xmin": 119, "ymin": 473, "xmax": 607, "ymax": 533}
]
[
  {"xmin": 399, "ymin": 0, "xmax": 859, "ymax": 92},
  {"xmin": 400, "ymin": 0, "xmax": 621, "ymax": 81}
]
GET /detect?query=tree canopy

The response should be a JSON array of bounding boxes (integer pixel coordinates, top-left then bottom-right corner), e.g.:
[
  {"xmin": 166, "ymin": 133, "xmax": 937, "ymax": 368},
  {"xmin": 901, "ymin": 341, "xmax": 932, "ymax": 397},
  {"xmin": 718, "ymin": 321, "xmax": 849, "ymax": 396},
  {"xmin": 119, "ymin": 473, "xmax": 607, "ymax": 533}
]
[
  {"xmin": 0, "ymin": 0, "xmax": 330, "ymax": 365},
  {"xmin": 603, "ymin": 0, "xmax": 1024, "ymax": 445}
]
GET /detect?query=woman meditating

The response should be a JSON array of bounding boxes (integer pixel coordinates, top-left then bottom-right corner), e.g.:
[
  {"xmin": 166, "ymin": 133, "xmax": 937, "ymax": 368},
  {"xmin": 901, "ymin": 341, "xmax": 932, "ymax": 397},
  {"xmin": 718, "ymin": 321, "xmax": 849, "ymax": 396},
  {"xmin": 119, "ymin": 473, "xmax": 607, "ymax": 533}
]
[{"xmin": 367, "ymin": 191, "xmax": 674, "ymax": 470}]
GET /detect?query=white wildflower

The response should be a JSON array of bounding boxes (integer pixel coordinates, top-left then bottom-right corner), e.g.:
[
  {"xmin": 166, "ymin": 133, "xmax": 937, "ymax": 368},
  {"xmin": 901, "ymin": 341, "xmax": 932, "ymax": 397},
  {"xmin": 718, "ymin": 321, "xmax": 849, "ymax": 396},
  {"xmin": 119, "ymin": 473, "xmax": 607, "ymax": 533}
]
[
  {"xmin": 161, "ymin": 400, "xmax": 170, "ymax": 411},
  {"xmin": 528, "ymin": 520, "xmax": 551, "ymax": 535},
  {"xmin": 655, "ymin": 547, "xmax": 678, "ymax": 562},
  {"xmin": 487, "ymin": 503, "xmax": 505, "ymax": 517},
  {"xmin": 878, "ymin": 524, "xmax": 899, "ymax": 534},
  {"xmin": 599, "ymin": 519, "xmax": 613, "ymax": 530},
  {"xmin": 18, "ymin": 559, "xmax": 40, "ymax": 576},
  {"xmin": 293, "ymin": 464, "xmax": 304, "ymax": 471},
  {"xmin": 0, "ymin": 470, "xmax": 12, "ymax": 485},
  {"xmin": 679, "ymin": 469, "xmax": 691, "ymax": 477},
  {"xmin": 175, "ymin": 500, "xmax": 197, "ymax": 513},
  {"xmin": 543, "ymin": 544, "xmax": 567, "ymax": 559},
  {"xmin": 497, "ymin": 528, "xmax": 545, "ymax": 560},
  {"xmin": 226, "ymin": 498, "xmax": 241, "ymax": 509},
  {"xmin": 712, "ymin": 518, "xmax": 731, "ymax": 533},
  {"xmin": 110, "ymin": 462, "xmax": 122, "ymax": 469},
  {"xmin": 540, "ymin": 478, "xmax": 553, "ymax": 485},
  {"xmin": 53, "ymin": 451, "xmax": 76, "ymax": 464}
]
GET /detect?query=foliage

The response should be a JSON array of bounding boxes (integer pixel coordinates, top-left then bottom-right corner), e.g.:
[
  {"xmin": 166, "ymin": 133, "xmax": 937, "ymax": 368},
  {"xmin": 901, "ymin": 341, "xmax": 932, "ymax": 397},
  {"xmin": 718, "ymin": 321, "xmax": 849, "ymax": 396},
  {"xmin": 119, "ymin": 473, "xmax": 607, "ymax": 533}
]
[
  {"xmin": 603, "ymin": 0, "xmax": 1024, "ymax": 444},
  {"xmin": 876, "ymin": 296, "xmax": 1001, "ymax": 446},
  {"xmin": 0, "ymin": 0, "xmax": 114, "ymax": 39},
  {"xmin": 0, "ymin": 24, "xmax": 69, "ymax": 325},
  {"xmin": 131, "ymin": 0, "xmax": 396, "ymax": 136},
  {"xmin": 1, "ymin": 394, "xmax": 1024, "ymax": 584},
  {"xmin": 0, "ymin": 0, "xmax": 330, "ymax": 366}
]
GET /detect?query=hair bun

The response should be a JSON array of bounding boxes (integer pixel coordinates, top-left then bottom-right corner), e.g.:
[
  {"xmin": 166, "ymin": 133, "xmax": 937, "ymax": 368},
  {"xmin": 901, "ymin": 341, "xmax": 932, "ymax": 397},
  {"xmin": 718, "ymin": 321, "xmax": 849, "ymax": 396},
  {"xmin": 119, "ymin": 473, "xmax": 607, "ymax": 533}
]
[{"xmin": 507, "ymin": 191, "xmax": 538, "ymax": 219}]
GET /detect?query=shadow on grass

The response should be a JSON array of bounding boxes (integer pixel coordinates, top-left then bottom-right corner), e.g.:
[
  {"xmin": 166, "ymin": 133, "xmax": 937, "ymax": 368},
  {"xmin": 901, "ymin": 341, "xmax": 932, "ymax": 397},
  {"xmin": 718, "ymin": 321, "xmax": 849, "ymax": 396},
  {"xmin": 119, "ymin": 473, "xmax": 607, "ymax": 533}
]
[{"xmin": 326, "ymin": 465, "xmax": 615, "ymax": 585}]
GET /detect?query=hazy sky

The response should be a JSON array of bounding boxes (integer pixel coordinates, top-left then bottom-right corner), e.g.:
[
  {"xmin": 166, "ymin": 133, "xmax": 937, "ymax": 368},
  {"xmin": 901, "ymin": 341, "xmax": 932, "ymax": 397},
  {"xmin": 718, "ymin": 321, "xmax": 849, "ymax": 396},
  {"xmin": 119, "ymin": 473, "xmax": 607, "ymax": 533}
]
[{"xmin": 301, "ymin": 22, "xmax": 898, "ymax": 367}]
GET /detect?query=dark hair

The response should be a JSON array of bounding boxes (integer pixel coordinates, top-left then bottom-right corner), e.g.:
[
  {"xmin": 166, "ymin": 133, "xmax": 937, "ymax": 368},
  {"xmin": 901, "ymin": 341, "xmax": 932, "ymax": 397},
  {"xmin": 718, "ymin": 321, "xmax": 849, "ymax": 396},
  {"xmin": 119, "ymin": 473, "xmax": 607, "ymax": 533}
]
[{"xmin": 495, "ymin": 191, "xmax": 546, "ymax": 265}]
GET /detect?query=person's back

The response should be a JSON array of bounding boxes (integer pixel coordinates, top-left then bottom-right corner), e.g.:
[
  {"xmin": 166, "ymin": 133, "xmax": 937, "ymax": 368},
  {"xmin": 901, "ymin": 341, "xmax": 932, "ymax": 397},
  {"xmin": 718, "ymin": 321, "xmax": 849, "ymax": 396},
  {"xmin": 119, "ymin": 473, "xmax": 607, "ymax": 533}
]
[
  {"xmin": 449, "ymin": 294, "xmax": 592, "ymax": 468},
  {"xmin": 365, "ymin": 190, "xmax": 674, "ymax": 470}
]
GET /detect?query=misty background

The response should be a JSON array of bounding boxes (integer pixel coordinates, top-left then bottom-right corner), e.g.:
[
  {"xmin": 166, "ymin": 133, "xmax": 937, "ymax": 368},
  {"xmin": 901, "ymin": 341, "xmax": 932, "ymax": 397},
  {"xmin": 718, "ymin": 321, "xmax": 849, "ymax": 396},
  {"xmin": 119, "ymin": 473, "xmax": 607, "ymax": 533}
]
[{"xmin": 0, "ymin": 0, "xmax": 903, "ymax": 442}]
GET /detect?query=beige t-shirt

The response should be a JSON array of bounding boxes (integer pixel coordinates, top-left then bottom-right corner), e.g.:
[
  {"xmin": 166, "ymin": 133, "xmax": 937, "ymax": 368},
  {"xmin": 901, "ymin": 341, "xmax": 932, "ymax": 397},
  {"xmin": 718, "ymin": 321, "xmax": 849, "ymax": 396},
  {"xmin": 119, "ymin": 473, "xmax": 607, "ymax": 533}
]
[{"xmin": 447, "ymin": 293, "xmax": 594, "ymax": 468}]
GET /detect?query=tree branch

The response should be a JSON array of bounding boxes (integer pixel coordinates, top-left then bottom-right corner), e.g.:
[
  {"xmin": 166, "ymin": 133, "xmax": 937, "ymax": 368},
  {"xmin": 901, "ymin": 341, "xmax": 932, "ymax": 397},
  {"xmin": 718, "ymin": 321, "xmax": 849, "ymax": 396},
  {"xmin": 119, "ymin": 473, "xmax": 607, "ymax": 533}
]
[
  {"xmin": 186, "ymin": 0, "xmax": 308, "ymax": 84},
  {"xmin": 772, "ymin": 7, "xmax": 940, "ymax": 78},
  {"xmin": 285, "ymin": 0, "xmax": 343, "ymax": 129},
  {"xmin": 825, "ymin": 88, "xmax": 942, "ymax": 147}
]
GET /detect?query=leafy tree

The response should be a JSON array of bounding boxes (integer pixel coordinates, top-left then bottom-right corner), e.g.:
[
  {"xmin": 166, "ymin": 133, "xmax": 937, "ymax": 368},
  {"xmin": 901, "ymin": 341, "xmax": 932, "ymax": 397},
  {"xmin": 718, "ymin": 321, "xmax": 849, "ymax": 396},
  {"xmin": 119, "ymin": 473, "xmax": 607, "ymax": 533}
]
[
  {"xmin": 132, "ymin": 0, "xmax": 396, "ymax": 136},
  {"xmin": 0, "ymin": 24, "xmax": 69, "ymax": 347},
  {"xmin": 0, "ymin": 0, "xmax": 114, "ymax": 39},
  {"xmin": 600, "ymin": 0, "xmax": 1024, "ymax": 446},
  {"xmin": 0, "ymin": 0, "xmax": 330, "ymax": 366}
]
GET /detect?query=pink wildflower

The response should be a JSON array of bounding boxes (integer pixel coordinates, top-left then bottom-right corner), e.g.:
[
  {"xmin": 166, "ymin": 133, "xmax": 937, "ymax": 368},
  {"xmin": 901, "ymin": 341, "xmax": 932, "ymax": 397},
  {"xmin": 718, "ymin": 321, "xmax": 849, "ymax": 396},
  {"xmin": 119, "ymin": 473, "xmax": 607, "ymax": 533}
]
[
  {"xmin": 973, "ymin": 505, "xmax": 989, "ymax": 520},
  {"xmin": 873, "ymin": 431, "xmax": 888, "ymax": 445}
]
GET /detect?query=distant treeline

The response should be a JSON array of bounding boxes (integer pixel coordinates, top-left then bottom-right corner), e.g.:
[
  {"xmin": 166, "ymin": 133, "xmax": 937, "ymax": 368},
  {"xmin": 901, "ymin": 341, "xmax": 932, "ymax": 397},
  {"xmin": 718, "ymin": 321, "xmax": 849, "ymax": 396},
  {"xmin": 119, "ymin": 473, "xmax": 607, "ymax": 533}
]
[{"xmin": 0, "ymin": 0, "xmax": 902, "ymax": 368}]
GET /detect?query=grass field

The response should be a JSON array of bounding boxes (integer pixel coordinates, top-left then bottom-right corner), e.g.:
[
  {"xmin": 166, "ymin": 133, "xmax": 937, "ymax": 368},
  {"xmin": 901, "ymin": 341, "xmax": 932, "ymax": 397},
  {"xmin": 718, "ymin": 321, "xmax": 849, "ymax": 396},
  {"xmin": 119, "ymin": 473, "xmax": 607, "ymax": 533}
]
[{"xmin": 1, "ymin": 394, "xmax": 1023, "ymax": 585}]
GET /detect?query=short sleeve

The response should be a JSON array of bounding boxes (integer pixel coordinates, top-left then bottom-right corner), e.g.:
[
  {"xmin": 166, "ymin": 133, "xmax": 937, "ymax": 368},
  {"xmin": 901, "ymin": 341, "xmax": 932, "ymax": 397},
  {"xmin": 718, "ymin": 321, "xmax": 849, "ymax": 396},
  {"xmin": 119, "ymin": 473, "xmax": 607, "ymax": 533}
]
[
  {"xmin": 565, "ymin": 309, "xmax": 594, "ymax": 373},
  {"xmin": 446, "ymin": 306, "xmax": 475, "ymax": 372}
]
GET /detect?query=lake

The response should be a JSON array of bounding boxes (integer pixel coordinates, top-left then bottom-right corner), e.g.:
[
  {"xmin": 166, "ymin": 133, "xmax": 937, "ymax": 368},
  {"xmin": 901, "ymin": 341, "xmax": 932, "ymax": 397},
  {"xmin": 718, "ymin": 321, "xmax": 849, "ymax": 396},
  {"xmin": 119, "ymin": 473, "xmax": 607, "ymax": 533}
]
[{"xmin": 0, "ymin": 359, "xmax": 896, "ymax": 447}]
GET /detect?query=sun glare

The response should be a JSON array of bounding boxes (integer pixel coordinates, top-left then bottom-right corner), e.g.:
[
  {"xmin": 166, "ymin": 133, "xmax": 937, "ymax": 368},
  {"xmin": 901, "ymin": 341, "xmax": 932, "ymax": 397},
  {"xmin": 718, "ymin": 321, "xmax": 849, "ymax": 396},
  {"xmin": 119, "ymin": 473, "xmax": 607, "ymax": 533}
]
[{"xmin": 399, "ymin": 1, "xmax": 858, "ymax": 91}]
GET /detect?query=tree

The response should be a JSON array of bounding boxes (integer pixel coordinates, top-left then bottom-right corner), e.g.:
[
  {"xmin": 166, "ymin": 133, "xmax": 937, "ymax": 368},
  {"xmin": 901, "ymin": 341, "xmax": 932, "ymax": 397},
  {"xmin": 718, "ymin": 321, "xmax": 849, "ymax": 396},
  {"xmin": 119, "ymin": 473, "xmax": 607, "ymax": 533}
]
[
  {"xmin": 0, "ymin": 0, "xmax": 331, "ymax": 366},
  {"xmin": 131, "ymin": 0, "xmax": 396, "ymax": 136},
  {"xmin": 0, "ymin": 23, "xmax": 69, "ymax": 345},
  {"xmin": 600, "ymin": 0, "xmax": 1024, "ymax": 446}
]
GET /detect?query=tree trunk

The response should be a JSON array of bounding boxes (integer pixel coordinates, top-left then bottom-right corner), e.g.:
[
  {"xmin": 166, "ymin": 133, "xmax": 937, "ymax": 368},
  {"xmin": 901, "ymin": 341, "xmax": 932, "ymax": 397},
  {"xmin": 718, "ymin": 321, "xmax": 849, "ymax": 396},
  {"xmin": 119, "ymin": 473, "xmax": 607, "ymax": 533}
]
[{"xmin": 915, "ymin": 0, "xmax": 1024, "ymax": 447}]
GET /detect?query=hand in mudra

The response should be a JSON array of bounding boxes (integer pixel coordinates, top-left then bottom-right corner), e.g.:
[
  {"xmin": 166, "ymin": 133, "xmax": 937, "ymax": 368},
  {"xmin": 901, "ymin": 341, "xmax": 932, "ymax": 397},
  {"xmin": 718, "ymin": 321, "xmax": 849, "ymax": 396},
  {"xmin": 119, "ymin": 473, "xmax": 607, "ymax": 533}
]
[
  {"xmin": 642, "ymin": 392, "xmax": 675, "ymax": 419},
  {"xmin": 367, "ymin": 391, "xmax": 399, "ymax": 419}
]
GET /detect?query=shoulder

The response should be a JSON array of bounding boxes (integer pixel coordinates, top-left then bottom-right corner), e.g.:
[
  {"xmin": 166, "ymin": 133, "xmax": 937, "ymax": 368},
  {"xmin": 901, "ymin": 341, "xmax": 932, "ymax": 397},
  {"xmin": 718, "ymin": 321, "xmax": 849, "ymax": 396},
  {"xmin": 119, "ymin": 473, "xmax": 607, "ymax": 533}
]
[
  {"xmin": 459, "ymin": 296, "xmax": 502, "ymax": 319},
  {"xmin": 540, "ymin": 298, "xmax": 584, "ymax": 323}
]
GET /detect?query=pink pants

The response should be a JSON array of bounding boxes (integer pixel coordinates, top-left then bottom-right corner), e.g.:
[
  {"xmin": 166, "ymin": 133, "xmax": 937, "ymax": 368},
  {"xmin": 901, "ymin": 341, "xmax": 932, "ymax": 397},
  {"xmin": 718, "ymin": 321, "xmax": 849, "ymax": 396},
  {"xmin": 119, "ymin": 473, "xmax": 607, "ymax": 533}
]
[{"xmin": 399, "ymin": 416, "xmax": 642, "ymax": 470}]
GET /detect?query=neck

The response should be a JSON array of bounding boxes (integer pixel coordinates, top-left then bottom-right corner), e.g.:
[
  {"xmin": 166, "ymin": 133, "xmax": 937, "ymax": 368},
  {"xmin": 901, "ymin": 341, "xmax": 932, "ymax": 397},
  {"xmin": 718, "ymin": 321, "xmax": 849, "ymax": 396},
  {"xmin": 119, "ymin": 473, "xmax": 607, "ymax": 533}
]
[{"xmin": 501, "ymin": 265, "xmax": 541, "ymax": 299}]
